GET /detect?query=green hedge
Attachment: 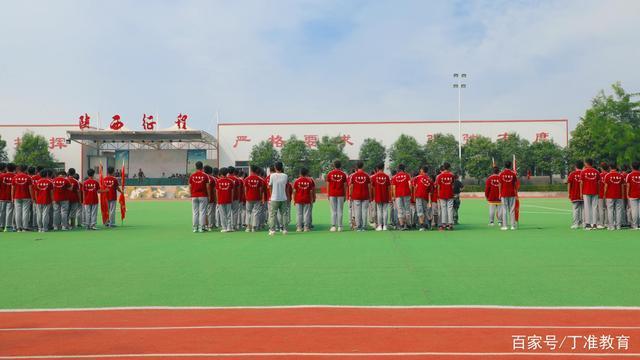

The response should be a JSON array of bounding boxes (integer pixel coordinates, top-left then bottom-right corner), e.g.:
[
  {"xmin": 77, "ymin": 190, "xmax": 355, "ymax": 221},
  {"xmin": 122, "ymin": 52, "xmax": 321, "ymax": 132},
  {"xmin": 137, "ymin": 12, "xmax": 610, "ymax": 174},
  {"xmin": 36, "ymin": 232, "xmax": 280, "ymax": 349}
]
[{"xmin": 463, "ymin": 183, "xmax": 566, "ymax": 192}]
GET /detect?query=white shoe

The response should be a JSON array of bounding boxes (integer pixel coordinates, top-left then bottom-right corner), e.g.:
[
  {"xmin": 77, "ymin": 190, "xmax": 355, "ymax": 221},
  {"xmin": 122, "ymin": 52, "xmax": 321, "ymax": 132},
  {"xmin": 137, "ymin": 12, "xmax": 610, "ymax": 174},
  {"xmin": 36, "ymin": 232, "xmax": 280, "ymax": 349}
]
[
  {"xmin": 221, "ymin": 229, "xmax": 228, "ymax": 233},
  {"xmin": 375, "ymin": 226, "xmax": 382, "ymax": 231},
  {"xmin": 296, "ymin": 228, "xmax": 303, "ymax": 232},
  {"xmin": 245, "ymin": 228, "xmax": 251, "ymax": 233},
  {"xmin": 500, "ymin": 226, "xmax": 508, "ymax": 231},
  {"xmin": 193, "ymin": 229, "xmax": 197, "ymax": 233},
  {"xmin": 329, "ymin": 226, "xmax": 336, "ymax": 232},
  {"xmin": 282, "ymin": 230, "xmax": 288, "ymax": 235},
  {"xmin": 419, "ymin": 227, "xmax": 425, "ymax": 231},
  {"xmin": 510, "ymin": 226, "xmax": 516, "ymax": 230},
  {"xmin": 570, "ymin": 225, "xmax": 579, "ymax": 229},
  {"xmin": 488, "ymin": 223, "xmax": 494, "ymax": 226},
  {"xmin": 597, "ymin": 225, "xmax": 605, "ymax": 229},
  {"xmin": 268, "ymin": 230, "xmax": 275, "ymax": 236},
  {"xmin": 337, "ymin": 227, "xmax": 343, "ymax": 232}
]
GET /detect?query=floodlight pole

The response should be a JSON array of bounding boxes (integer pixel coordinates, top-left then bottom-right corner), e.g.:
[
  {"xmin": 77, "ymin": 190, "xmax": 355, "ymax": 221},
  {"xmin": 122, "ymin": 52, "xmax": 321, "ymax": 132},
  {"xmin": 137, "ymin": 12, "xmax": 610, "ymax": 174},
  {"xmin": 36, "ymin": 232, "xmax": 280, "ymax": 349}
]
[{"xmin": 453, "ymin": 73, "xmax": 467, "ymax": 170}]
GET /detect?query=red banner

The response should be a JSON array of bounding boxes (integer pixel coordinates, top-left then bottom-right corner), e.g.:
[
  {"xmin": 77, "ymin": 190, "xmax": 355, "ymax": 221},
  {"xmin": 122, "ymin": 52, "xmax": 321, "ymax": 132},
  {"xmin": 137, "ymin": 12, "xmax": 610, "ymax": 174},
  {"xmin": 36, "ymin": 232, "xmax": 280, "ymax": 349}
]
[
  {"xmin": 119, "ymin": 164, "xmax": 127, "ymax": 222},
  {"xmin": 99, "ymin": 163, "xmax": 109, "ymax": 225}
]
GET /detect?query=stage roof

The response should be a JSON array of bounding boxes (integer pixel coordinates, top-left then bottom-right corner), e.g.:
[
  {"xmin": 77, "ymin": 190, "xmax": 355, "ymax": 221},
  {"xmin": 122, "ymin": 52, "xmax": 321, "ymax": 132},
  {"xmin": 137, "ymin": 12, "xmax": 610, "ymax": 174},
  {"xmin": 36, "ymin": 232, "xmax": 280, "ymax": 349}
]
[{"xmin": 67, "ymin": 130, "xmax": 216, "ymax": 145}]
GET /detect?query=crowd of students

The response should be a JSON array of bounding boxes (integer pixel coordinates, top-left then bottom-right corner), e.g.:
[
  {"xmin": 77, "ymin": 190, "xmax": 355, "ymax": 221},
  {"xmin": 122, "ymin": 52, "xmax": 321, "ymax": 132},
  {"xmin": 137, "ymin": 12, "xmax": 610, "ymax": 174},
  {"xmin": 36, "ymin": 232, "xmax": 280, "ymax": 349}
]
[
  {"xmin": 0, "ymin": 163, "xmax": 122, "ymax": 232},
  {"xmin": 188, "ymin": 159, "xmax": 471, "ymax": 234},
  {"xmin": 565, "ymin": 159, "xmax": 640, "ymax": 230}
]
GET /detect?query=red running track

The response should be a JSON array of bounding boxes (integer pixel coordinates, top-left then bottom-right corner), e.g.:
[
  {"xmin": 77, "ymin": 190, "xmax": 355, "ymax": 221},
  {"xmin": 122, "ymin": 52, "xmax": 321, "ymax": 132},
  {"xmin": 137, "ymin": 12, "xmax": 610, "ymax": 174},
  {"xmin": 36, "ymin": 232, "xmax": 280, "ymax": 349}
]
[{"xmin": 0, "ymin": 307, "xmax": 639, "ymax": 359}]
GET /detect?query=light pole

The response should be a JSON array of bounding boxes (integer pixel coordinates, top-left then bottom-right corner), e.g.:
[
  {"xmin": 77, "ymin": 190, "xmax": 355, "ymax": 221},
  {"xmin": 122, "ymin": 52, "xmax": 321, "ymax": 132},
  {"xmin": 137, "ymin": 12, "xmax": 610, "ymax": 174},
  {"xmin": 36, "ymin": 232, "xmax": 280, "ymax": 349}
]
[{"xmin": 453, "ymin": 73, "xmax": 467, "ymax": 169}]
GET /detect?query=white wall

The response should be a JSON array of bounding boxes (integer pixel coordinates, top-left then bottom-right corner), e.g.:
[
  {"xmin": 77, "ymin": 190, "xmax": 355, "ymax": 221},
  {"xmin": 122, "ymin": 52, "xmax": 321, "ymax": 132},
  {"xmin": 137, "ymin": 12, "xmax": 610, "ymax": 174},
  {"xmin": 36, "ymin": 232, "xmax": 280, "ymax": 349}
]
[
  {"xmin": 128, "ymin": 149, "xmax": 188, "ymax": 177},
  {"xmin": 0, "ymin": 124, "xmax": 82, "ymax": 170}
]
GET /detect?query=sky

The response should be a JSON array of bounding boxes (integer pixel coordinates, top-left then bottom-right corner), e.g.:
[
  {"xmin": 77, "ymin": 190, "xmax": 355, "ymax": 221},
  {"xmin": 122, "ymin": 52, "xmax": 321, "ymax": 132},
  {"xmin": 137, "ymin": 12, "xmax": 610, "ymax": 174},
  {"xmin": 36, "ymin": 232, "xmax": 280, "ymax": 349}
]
[{"xmin": 0, "ymin": 0, "xmax": 638, "ymax": 135}]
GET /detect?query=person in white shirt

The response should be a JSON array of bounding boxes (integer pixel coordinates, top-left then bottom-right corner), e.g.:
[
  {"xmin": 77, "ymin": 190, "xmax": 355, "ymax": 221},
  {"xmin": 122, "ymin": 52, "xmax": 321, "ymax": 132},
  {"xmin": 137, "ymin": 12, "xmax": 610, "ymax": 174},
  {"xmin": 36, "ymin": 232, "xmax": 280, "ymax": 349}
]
[{"xmin": 268, "ymin": 162, "xmax": 289, "ymax": 235}]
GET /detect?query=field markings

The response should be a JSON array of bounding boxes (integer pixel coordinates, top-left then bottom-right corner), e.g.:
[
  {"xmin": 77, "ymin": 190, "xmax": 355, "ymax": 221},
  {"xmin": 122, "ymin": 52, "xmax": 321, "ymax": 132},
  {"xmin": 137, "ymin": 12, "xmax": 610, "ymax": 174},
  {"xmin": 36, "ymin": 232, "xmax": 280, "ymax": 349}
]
[{"xmin": 520, "ymin": 204, "xmax": 572, "ymax": 212}]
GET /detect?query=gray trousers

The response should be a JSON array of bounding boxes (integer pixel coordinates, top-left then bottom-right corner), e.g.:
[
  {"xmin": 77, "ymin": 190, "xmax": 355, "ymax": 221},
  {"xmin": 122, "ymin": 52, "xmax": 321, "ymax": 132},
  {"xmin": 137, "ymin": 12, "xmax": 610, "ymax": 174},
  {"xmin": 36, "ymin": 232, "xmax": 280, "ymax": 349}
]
[
  {"xmin": 296, "ymin": 203, "xmax": 311, "ymax": 229},
  {"xmin": 191, "ymin": 197, "xmax": 208, "ymax": 230},
  {"xmin": 68, "ymin": 202, "xmax": 80, "ymax": 228},
  {"xmin": 376, "ymin": 202, "xmax": 389, "ymax": 227},
  {"xmin": 108, "ymin": 200, "xmax": 117, "ymax": 226},
  {"xmin": 246, "ymin": 201, "xmax": 260, "ymax": 229},
  {"xmin": 501, "ymin": 197, "xmax": 516, "ymax": 227},
  {"xmin": 598, "ymin": 198, "xmax": 607, "ymax": 227},
  {"xmin": 52, "ymin": 201, "xmax": 70, "ymax": 230},
  {"xmin": 606, "ymin": 198, "xmax": 623, "ymax": 229},
  {"xmin": 352, "ymin": 200, "xmax": 369, "ymax": 230},
  {"xmin": 628, "ymin": 198, "xmax": 640, "ymax": 229},
  {"xmin": 395, "ymin": 196, "xmax": 410, "ymax": 223},
  {"xmin": 36, "ymin": 204, "xmax": 52, "ymax": 231},
  {"xmin": 571, "ymin": 201, "xmax": 584, "ymax": 227},
  {"xmin": 84, "ymin": 204, "xmax": 98, "ymax": 228},
  {"xmin": 269, "ymin": 201, "xmax": 290, "ymax": 231},
  {"xmin": 0, "ymin": 200, "xmax": 13, "ymax": 229},
  {"xmin": 32, "ymin": 202, "xmax": 38, "ymax": 228},
  {"xmin": 231, "ymin": 200, "xmax": 240, "ymax": 229},
  {"xmin": 329, "ymin": 196, "xmax": 344, "ymax": 227},
  {"xmin": 218, "ymin": 203, "xmax": 232, "ymax": 231},
  {"xmin": 207, "ymin": 202, "xmax": 216, "ymax": 228},
  {"xmin": 583, "ymin": 195, "xmax": 598, "ymax": 226},
  {"xmin": 489, "ymin": 203, "xmax": 502, "ymax": 224},
  {"xmin": 439, "ymin": 198, "xmax": 454, "ymax": 226},
  {"xmin": 14, "ymin": 199, "xmax": 32, "ymax": 230}
]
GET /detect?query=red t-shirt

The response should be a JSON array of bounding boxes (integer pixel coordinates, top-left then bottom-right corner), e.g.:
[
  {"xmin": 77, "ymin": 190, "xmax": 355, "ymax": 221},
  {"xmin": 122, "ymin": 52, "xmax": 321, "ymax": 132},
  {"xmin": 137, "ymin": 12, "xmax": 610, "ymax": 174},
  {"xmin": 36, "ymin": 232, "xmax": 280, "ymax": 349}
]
[
  {"xmin": 207, "ymin": 175, "xmax": 217, "ymax": 203},
  {"xmin": 293, "ymin": 176, "xmax": 315, "ymax": 204},
  {"xmin": 431, "ymin": 184, "xmax": 438, "ymax": 202},
  {"xmin": 12, "ymin": 172, "xmax": 33, "ymax": 200},
  {"xmin": 435, "ymin": 171, "xmax": 455, "ymax": 199},
  {"xmin": 102, "ymin": 175, "xmax": 119, "ymax": 201},
  {"xmin": 350, "ymin": 170, "xmax": 370, "ymax": 200},
  {"xmin": 498, "ymin": 169, "xmax": 518, "ymax": 197},
  {"xmin": 412, "ymin": 174, "xmax": 432, "ymax": 200},
  {"xmin": 599, "ymin": 171, "xmax": 608, "ymax": 198},
  {"xmin": 52, "ymin": 176, "xmax": 70, "ymax": 202},
  {"xmin": 244, "ymin": 175, "xmax": 264, "ymax": 202},
  {"xmin": 604, "ymin": 171, "xmax": 624, "ymax": 199},
  {"xmin": 261, "ymin": 177, "xmax": 269, "ymax": 201},
  {"xmin": 35, "ymin": 178, "xmax": 53, "ymax": 205},
  {"xmin": 215, "ymin": 177, "xmax": 234, "ymax": 205},
  {"xmin": 0, "ymin": 173, "xmax": 15, "ymax": 201},
  {"xmin": 391, "ymin": 171, "xmax": 411, "ymax": 197},
  {"xmin": 67, "ymin": 177, "xmax": 80, "ymax": 203},
  {"xmin": 371, "ymin": 172, "xmax": 391, "ymax": 203},
  {"xmin": 626, "ymin": 171, "xmax": 640, "ymax": 199},
  {"xmin": 580, "ymin": 167, "xmax": 600, "ymax": 196},
  {"xmin": 227, "ymin": 175, "xmax": 242, "ymax": 202},
  {"xmin": 326, "ymin": 169, "xmax": 348, "ymax": 197},
  {"xmin": 82, "ymin": 178, "xmax": 100, "ymax": 205},
  {"xmin": 485, "ymin": 174, "xmax": 501, "ymax": 202},
  {"xmin": 567, "ymin": 170, "xmax": 582, "ymax": 201},
  {"xmin": 189, "ymin": 171, "xmax": 209, "ymax": 198},
  {"xmin": 286, "ymin": 182, "xmax": 293, "ymax": 201}
]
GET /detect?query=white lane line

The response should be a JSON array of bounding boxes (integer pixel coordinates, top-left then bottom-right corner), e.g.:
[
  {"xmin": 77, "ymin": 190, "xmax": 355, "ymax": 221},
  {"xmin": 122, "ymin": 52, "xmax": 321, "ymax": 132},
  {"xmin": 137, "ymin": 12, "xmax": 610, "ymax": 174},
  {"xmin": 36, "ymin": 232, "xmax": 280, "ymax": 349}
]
[{"xmin": 521, "ymin": 204, "xmax": 572, "ymax": 212}]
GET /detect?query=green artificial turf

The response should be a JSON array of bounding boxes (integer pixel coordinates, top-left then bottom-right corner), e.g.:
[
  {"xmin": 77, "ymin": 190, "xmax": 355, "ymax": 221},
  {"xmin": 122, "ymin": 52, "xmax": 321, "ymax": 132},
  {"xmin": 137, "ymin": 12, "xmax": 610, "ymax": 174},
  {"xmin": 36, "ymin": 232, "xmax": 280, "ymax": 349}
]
[{"xmin": 0, "ymin": 198, "xmax": 638, "ymax": 309}]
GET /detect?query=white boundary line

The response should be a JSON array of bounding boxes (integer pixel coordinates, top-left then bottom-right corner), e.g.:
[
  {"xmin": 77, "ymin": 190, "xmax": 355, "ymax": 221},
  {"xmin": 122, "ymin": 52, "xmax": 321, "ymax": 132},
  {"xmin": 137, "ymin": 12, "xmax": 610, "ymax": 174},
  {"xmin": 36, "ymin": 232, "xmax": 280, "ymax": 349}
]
[
  {"xmin": 1, "ymin": 352, "xmax": 639, "ymax": 358},
  {"xmin": 2, "ymin": 325, "xmax": 640, "ymax": 331},
  {"xmin": 1, "ymin": 305, "xmax": 640, "ymax": 313}
]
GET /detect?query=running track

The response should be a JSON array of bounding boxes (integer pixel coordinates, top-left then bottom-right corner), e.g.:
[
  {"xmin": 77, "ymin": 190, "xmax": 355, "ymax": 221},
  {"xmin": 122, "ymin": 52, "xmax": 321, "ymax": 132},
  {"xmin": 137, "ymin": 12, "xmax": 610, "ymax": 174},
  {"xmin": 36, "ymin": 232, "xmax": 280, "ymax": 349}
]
[{"xmin": 0, "ymin": 306, "xmax": 638, "ymax": 359}]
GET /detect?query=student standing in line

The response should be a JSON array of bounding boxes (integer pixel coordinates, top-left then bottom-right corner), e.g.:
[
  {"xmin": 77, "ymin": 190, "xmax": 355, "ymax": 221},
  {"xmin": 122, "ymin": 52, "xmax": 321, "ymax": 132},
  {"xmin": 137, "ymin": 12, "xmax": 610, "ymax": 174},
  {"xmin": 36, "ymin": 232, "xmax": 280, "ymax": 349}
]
[
  {"xmin": 82, "ymin": 169, "xmax": 100, "ymax": 230},
  {"xmin": 244, "ymin": 165, "xmax": 265, "ymax": 233},
  {"xmin": 626, "ymin": 161, "xmax": 640, "ymax": 230},
  {"xmin": 34, "ymin": 170, "xmax": 54, "ymax": 233},
  {"xmin": 188, "ymin": 161, "xmax": 210, "ymax": 233},
  {"xmin": 349, "ymin": 161, "xmax": 371, "ymax": 232},
  {"xmin": 391, "ymin": 164, "xmax": 411, "ymax": 231},
  {"xmin": 268, "ymin": 162, "xmax": 289, "ymax": 236},
  {"xmin": 52, "ymin": 170, "xmax": 71, "ymax": 231},
  {"xmin": 293, "ymin": 167, "xmax": 315, "ymax": 232},
  {"xmin": 204, "ymin": 166, "xmax": 217, "ymax": 231},
  {"xmin": 435, "ymin": 163, "xmax": 455, "ymax": 231},
  {"xmin": 567, "ymin": 160, "xmax": 584, "ymax": 229},
  {"xmin": 371, "ymin": 163, "xmax": 391, "ymax": 231},
  {"xmin": 498, "ymin": 161, "xmax": 518, "ymax": 231},
  {"xmin": 103, "ymin": 167, "xmax": 123, "ymax": 228},
  {"xmin": 215, "ymin": 167, "xmax": 234, "ymax": 233},
  {"xmin": 485, "ymin": 167, "xmax": 502, "ymax": 227},
  {"xmin": 412, "ymin": 166, "xmax": 433, "ymax": 231},
  {"xmin": 580, "ymin": 159, "xmax": 600, "ymax": 230},
  {"xmin": 12, "ymin": 165, "xmax": 33, "ymax": 232},
  {"xmin": 597, "ymin": 162, "xmax": 610, "ymax": 229},
  {"xmin": 603, "ymin": 163, "xmax": 624, "ymax": 230},
  {"xmin": 0, "ymin": 163, "xmax": 16, "ymax": 232}
]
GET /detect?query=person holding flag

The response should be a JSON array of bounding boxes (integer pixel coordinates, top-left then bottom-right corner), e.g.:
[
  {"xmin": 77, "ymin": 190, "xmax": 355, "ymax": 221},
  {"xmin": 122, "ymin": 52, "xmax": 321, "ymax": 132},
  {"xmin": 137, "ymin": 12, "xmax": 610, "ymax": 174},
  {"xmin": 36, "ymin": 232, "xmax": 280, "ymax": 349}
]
[
  {"xmin": 118, "ymin": 164, "xmax": 127, "ymax": 225},
  {"xmin": 566, "ymin": 160, "xmax": 584, "ymax": 229},
  {"xmin": 82, "ymin": 169, "xmax": 100, "ymax": 230},
  {"xmin": 103, "ymin": 167, "xmax": 123, "ymax": 228},
  {"xmin": 499, "ymin": 160, "xmax": 518, "ymax": 230}
]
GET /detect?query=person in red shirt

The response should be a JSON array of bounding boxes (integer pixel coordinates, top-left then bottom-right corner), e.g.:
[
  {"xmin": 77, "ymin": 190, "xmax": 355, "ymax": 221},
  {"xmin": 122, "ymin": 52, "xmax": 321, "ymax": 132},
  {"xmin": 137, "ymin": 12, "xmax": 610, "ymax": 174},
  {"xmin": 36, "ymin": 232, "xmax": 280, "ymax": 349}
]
[
  {"xmin": 226, "ymin": 166, "xmax": 242, "ymax": 231},
  {"xmin": 597, "ymin": 162, "xmax": 610, "ymax": 229},
  {"xmin": 391, "ymin": 164, "xmax": 412, "ymax": 230},
  {"xmin": 12, "ymin": 165, "xmax": 34, "ymax": 232},
  {"xmin": 325, "ymin": 160, "xmax": 347, "ymax": 232},
  {"xmin": 435, "ymin": 162, "xmax": 455, "ymax": 230},
  {"xmin": 626, "ymin": 161, "xmax": 640, "ymax": 230},
  {"xmin": 189, "ymin": 161, "xmax": 210, "ymax": 233},
  {"xmin": 293, "ymin": 167, "xmax": 315, "ymax": 232},
  {"xmin": 498, "ymin": 161, "xmax": 518, "ymax": 230},
  {"xmin": 485, "ymin": 166, "xmax": 502, "ymax": 227},
  {"xmin": 412, "ymin": 165, "xmax": 433, "ymax": 231},
  {"xmin": 102, "ymin": 167, "xmax": 123, "ymax": 228},
  {"xmin": 566, "ymin": 160, "xmax": 584, "ymax": 229},
  {"xmin": 370, "ymin": 163, "xmax": 391, "ymax": 231},
  {"xmin": 603, "ymin": 163, "xmax": 624, "ymax": 230},
  {"xmin": 580, "ymin": 159, "xmax": 600, "ymax": 230},
  {"xmin": 34, "ymin": 170, "xmax": 54, "ymax": 233},
  {"xmin": 204, "ymin": 166, "xmax": 217, "ymax": 231},
  {"xmin": 67, "ymin": 168, "xmax": 82, "ymax": 229},
  {"xmin": 215, "ymin": 167, "xmax": 234, "ymax": 233},
  {"xmin": 349, "ymin": 161, "xmax": 371, "ymax": 231},
  {"xmin": 51, "ymin": 170, "xmax": 71, "ymax": 231},
  {"xmin": 244, "ymin": 165, "xmax": 265, "ymax": 232},
  {"xmin": 0, "ymin": 163, "xmax": 17, "ymax": 232},
  {"xmin": 82, "ymin": 168, "xmax": 100, "ymax": 230}
]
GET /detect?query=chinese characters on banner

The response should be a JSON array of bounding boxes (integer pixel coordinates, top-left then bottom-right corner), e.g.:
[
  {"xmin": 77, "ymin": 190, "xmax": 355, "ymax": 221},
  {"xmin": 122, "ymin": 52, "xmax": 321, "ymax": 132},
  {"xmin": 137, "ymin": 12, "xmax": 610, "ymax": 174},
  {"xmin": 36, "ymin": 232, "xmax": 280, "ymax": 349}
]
[
  {"xmin": 110, "ymin": 114, "xmax": 124, "ymax": 131},
  {"xmin": 233, "ymin": 136, "xmax": 251, "ymax": 148},
  {"xmin": 142, "ymin": 114, "xmax": 156, "ymax": 131},
  {"xmin": 176, "ymin": 113, "xmax": 188, "ymax": 129},
  {"xmin": 79, "ymin": 113, "xmax": 91, "ymax": 130}
]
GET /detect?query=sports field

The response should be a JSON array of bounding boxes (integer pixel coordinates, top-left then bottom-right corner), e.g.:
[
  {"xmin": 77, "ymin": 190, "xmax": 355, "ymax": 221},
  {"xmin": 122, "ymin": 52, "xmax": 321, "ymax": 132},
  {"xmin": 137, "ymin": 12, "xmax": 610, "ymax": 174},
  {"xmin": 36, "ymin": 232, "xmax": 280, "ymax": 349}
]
[{"xmin": 1, "ymin": 198, "xmax": 639, "ymax": 309}]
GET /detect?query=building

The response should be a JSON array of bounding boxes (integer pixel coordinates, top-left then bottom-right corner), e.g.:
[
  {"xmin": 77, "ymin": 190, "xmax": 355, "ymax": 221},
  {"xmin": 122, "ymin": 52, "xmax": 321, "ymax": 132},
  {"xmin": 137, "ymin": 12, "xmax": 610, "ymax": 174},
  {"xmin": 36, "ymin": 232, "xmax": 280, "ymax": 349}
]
[
  {"xmin": 217, "ymin": 119, "xmax": 569, "ymax": 167},
  {"xmin": 1, "ymin": 124, "xmax": 82, "ymax": 170}
]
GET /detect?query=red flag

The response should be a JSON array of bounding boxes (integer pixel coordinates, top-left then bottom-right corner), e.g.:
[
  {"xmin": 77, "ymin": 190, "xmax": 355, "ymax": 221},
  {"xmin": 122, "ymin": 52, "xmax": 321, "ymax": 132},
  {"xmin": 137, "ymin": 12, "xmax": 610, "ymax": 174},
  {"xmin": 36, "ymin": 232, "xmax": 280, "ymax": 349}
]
[
  {"xmin": 119, "ymin": 164, "xmax": 127, "ymax": 222},
  {"xmin": 513, "ymin": 154, "xmax": 520, "ymax": 222},
  {"xmin": 99, "ymin": 163, "xmax": 109, "ymax": 225}
]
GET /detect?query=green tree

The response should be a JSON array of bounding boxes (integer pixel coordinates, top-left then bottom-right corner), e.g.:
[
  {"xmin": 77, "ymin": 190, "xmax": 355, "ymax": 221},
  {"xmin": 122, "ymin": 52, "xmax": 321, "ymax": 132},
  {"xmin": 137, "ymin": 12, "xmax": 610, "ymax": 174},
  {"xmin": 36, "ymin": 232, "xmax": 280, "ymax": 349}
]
[
  {"xmin": 359, "ymin": 138, "xmax": 386, "ymax": 172},
  {"xmin": 461, "ymin": 136, "xmax": 496, "ymax": 183},
  {"xmin": 0, "ymin": 135, "xmax": 7, "ymax": 162},
  {"xmin": 570, "ymin": 82, "xmax": 640, "ymax": 166},
  {"xmin": 249, "ymin": 140, "xmax": 280, "ymax": 170},
  {"xmin": 308, "ymin": 136, "xmax": 349, "ymax": 177},
  {"xmin": 529, "ymin": 139, "xmax": 564, "ymax": 184},
  {"xmin": 424, "ymin": 134, "xmax": 459, "ymax": 173},
  {"xmin": 13, "ymin": 132, "xmax": 56, "ymax": 167},
  {"xmin": 494, "ymin": 133, "xmax": 531, "ymax": 176},
  {"xmin": 388, "ymin": 134, "xmax": 424, "ymax": 173},
  {"xmin": 280, "ymin": 136, "xmax": 310, "ymax": 178}
]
